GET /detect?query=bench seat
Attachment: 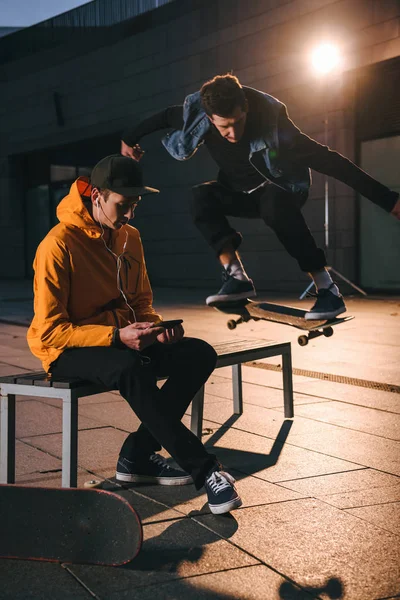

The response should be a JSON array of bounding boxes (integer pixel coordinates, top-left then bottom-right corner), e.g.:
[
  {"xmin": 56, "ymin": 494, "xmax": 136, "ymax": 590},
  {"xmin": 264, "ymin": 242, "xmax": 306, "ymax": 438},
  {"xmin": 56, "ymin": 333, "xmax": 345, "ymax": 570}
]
[{"xmin": 0, "ymin": 338, "xmax": 293, "ymax": 487}]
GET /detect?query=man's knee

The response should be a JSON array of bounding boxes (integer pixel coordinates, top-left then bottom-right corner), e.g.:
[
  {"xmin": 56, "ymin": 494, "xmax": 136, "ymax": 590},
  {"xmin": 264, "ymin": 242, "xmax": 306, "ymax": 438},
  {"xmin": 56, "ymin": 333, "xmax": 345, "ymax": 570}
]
[{"xmin": 178, "ymin": 337, "xmax": 218, "ymax": 368}]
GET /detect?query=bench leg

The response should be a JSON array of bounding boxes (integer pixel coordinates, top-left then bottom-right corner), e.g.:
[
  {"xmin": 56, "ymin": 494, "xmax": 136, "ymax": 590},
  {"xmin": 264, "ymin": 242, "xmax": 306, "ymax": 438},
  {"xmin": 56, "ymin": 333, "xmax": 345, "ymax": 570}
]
[
  {"xmin": 232, "ymin": 364, "xmax": 243, "ymax": 414},
  {"xmin": 0, "ymin": 393, "xmax": 16, "ymax": 484},
  {"xmin": 282, "ymin": 347, "xmax": 294, "ymax": 418},
  {"xmin": 62, "ymin": 392, "xmax": 78, "ymax": 488},
  {"xmin": 190, "ymin": 386, "xmax": 204, "ymax": 439}
]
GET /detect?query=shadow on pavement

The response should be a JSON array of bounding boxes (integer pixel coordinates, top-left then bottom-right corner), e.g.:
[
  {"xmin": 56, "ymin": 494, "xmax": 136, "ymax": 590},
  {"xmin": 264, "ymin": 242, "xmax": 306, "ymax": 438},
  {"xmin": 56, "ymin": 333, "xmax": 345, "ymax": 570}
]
[{"xmin": 279, "ymin": 576, "xmax": 344, "ymax": 599}]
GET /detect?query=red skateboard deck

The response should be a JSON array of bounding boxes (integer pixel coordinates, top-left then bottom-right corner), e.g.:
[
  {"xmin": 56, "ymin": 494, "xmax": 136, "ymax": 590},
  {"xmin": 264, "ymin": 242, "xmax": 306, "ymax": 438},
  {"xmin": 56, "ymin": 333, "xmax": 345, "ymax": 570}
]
[{"xmin": 0, "ymin": 484, "xmax": 142, "ymax": 566}]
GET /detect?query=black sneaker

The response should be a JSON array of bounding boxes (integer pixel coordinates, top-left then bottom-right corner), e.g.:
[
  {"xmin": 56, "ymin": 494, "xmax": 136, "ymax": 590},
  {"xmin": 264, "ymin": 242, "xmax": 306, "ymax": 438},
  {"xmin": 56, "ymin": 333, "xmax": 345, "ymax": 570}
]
[
  {"xmin": 206, "ymin": 270, "xmax": 256, "ymax": 306},
  {"xmin": 116, "ymin": 453, "xmax": 193, "ymax": 486},
  {"xmin": 204, "ymin": 468, "xmax": 242, "ymax": 514},
  {"xmin": 305, "ymin": 283, "xmax": 346, "ymax": 320}
]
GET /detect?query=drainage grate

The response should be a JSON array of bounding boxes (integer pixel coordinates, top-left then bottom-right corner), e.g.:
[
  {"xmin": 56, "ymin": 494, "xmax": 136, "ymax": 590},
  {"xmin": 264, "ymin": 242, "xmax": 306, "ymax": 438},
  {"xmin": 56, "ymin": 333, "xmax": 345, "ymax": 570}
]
[{"xmin": 244, "ymin": 362, "xmax": 400, "ymax": 394}]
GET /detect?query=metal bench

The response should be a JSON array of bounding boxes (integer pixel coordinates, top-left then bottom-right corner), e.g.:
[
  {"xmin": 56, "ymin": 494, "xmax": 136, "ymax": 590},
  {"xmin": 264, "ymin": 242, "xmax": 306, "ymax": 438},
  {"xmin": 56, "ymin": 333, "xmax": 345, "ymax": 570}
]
[{"xmin": 0, "ymin": 338, "xmax": 293, "ymax": 487}]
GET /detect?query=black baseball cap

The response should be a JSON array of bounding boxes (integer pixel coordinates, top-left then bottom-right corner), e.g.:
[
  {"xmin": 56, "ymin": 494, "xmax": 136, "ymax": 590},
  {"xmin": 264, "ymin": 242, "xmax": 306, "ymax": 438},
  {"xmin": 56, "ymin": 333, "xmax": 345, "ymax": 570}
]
[{"xmin": 90, "ymin": 154, "xmax": 159, "ymax": 196}]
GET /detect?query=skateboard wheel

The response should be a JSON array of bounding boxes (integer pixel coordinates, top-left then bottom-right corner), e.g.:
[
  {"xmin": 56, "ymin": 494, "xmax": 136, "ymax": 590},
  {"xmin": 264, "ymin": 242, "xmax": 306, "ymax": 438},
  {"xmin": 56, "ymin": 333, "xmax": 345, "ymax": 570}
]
[
  {"xmin": 298, "ymin": 335, "xmax": 308, "ymax": 346},
  {"xmin": 323, "ymin": 327, "xmax": 334, "ymax": 337},
  {"xmin": 227, "ymin": 319, "xmax": 237, "ymax": 330},
  {"xmin": 83, "ymin": 479, "xmax": 103, "ymax": 489}
]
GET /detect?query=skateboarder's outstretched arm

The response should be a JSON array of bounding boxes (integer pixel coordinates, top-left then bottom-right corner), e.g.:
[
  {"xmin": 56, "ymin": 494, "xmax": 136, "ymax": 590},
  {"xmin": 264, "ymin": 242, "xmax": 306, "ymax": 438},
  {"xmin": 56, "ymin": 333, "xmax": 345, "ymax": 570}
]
[
  {"xmin": 121, "ymin": 106, "xmax": 184, "ymax": 160},
  {"xmin": 278, "ymin": 105, "xmax": 400, "ymax": 218}
]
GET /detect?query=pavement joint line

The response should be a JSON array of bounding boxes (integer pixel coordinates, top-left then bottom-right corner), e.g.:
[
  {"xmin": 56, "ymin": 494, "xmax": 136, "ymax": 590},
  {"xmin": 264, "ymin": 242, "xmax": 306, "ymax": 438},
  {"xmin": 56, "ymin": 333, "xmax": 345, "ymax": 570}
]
[
  {"xmin": 206, "ymin": 387, "xmax": 400, "ymax": 416},
  {"xmin": 245, "ymin": 361, "xmax": 400, "ymax": 394},
  {"xmin": 202, "ymin": 418, "xmax": 377, "ymax": 471},
  {"xmin": 340, "ymin": 510, "xmax": 400, "ymax": 538},
  {"xmin": 254, "ymin": 466, "xmax": 369, "ymax": 485},
  {"xmin": 189, "ymin": 515, "xmax": 319, "ymax": 598},
  {"xmin": 61, "ymin": 565, "xmax": 100, "ymax": 599},
  {"xmin": 232, "ymin": 467, "xmax": 368, "ymax": 488},
  {"xmin": 203, "ymin": 405, "xmax": 400, "ymax": 442},
  {"xmin": 209, "ymin": 372, "xmax": 400, "ymax": 414},
  {"xmin": 18, "ymin": 425, "xmax": 111, "ymax": 440},
  {"xmin": 328, "ymin": 499, "xmax": 400, "ymax": 510}
]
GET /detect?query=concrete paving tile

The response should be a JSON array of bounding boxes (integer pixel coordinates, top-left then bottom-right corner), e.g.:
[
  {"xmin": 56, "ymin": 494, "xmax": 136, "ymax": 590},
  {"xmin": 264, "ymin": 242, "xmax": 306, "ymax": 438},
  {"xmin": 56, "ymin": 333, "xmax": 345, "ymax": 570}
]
[
  {"xmin": 202, "ymin": 401, "xmax": 338, "ymax": 439},
  {"xmin": 197, "ymin": 498, "xmax": 400, "ymax": 599},
  {"xmin": 202, "ymin": 425, "xmax": 363, "ymax": 483},
  {"xmin": 16, "ymin": 440, "xmax": 61, "ymax": 476},
  {"xmin": 23, "ymin": 427, "xmax": 128, "ymax": 472},
  {"xmin": 0, "ymin": 354, "xmax": 41, "ymax": 370},
  {"xmin": 0, "ymin": 560, "xmax": 94, "ymax": 599},
  {"xmin": 0, "ymin": 363, "xmax": 29, "ymax": 377},
  {"xmin": 345, "ymin": 502, "xmax": 400, "ymax": 536},
  {"xmin": 319, "ymin": 483, "xmax": 400, "ymax": 510},
  {"xmin": 291, "ymin": 378, "xmax": 400, "ymax": 414},
  {"xmin": 278, "ymin": 468, "xmax": 400, "ymax": 496},
  {"xmin": 68, "ymin": 517, "xmax": 258, "ymax": 595},
  {"xmin": 96, "ymin": 481, "xmax": 189, "ymax": 524},
  {"xmin": 206, "ymin": 375, "xmax": 327, "ymax": 408},
  {"xmin": 124, "ymin": 469, "xmax": 307, "ymax": 518},
  {"xmin": 292, "ymin": 401, "xmax": 400, "ymax": 440},
  {"xmin": 37, "ymin": 390, "xmax": 124, "ymax": 409},
  {"xmin": 78, "ymin": 399, "xmax": 141, "ymax": 432},
  {"xmin": 16, "ymin": 400, "xmax": 101, "ymax": 438},
  {"xmin": 289, "ymin": 428, "xmax": 400, "ymax": 476},
  {"xmin": 122, "ymin": 564, "xmax": 316, "ymax": 599},
  {"xmin": 232, "ymin": 365, "xmax": 314, "ymax": 391}
]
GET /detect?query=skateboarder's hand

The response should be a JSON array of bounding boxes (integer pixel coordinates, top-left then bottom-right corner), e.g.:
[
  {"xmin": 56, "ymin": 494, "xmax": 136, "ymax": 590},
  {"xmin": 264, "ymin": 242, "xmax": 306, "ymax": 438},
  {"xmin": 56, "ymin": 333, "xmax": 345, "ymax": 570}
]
[
  {"xmin": 156, "ymin": 323, "xmax": 184, "ymax": 345},
  {"xmin": 120, "ymin": 141, "xmax": 145, "ymax": 161},
  {"xmin": 119, "ymin": 322, "xmax": 164, "ymax": 350},
  {"xmin": 391, "ymin": 196, "xmax": 400, "ymax": 220}
]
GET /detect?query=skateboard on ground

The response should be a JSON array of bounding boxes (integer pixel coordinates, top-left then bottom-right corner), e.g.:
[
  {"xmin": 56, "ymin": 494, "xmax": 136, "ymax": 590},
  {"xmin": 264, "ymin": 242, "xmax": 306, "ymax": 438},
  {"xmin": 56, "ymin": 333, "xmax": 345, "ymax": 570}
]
[
  {"xmin": 0, "ymin": 484, "xmax": 142, "ymax": 566},
  {"xmin": 212, "ymin": 298, "xmax": 354, "ymax": 346}
]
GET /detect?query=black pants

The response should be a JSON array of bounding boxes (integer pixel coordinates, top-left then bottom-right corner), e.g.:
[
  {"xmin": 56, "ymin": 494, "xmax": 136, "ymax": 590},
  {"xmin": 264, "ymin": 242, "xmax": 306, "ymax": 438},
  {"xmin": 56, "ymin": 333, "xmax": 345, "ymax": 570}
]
[
  {"xmin": 191, "ymin": 181, "xmax": 326, "ymax": 273},
  {"xmin": 51, "ymin": 338, "xmax": 218, "ymax": 489}
]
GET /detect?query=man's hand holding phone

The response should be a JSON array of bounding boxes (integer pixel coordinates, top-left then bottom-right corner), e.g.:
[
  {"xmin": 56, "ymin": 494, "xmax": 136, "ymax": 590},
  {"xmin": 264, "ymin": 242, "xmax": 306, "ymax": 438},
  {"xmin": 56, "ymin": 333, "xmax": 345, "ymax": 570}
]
[
  {"xmin": 153, "ymin": 319, "xmax": 184, "ymax": 345},
  {"xmin": 118, "ymin": 322, "xmax": 164, "ymax": 351}
]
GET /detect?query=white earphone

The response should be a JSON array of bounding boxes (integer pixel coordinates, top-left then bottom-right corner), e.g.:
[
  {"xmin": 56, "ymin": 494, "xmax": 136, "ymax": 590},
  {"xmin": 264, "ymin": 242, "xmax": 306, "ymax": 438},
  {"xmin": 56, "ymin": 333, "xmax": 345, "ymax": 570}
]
[{"xmin": 95, "ymin": 192, "xmax": 136, "ymax": 324}]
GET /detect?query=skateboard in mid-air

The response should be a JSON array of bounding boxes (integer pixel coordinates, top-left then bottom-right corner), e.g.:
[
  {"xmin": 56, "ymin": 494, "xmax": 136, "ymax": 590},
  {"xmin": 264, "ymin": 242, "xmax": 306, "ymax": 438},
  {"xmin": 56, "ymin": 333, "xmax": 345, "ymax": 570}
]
[
  {"xmin": 211, "ymin": 298, "xmax": 354, "ymax": 346},
  {"xmin": 0, "ymin": 484, "xmax": 142, "ymax": 566}
]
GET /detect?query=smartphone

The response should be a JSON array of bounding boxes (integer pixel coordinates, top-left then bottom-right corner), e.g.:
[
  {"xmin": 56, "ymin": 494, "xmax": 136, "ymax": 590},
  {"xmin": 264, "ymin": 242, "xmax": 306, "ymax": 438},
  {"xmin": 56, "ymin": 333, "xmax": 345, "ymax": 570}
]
[{"xmin": 153, "ymin": 319, "xmax": 183, "ymax": 329}]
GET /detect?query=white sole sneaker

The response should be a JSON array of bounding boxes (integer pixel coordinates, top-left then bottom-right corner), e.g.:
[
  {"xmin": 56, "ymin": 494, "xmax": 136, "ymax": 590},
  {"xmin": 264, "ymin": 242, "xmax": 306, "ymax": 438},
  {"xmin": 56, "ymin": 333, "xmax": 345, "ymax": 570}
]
[
  {"xmin": 116, "ymin": 472, "xmax": 193, "ymax": 486},
  {"xmin": 206, "ymin": 289, "xmax": 257, "ymax": 306},
  {"xmin": 305, "ymin": 306, "xmax": 346, "ymax": 321},
  {"xmin": 208, "ymin": 496, "xmax": 242, "ymax": 515}
]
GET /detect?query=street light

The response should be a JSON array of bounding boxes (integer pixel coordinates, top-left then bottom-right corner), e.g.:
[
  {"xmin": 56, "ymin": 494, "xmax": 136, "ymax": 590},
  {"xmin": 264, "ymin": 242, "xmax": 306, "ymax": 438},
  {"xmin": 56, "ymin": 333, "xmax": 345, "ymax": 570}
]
[
  {"xmin": 300, "ymin": 43, "xmax": 366, "ymax": 299},
  {"xmin": 311, "ymin": 43, "xmax": 340, "ymax": 75}
]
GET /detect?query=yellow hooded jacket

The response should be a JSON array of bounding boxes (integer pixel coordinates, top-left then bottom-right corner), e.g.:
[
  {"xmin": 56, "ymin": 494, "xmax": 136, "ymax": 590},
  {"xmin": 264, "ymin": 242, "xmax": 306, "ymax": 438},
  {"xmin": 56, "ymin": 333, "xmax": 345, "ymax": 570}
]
[{"xmin": 27, "ymin": 177, "xmax": 162, "ymax": 372}]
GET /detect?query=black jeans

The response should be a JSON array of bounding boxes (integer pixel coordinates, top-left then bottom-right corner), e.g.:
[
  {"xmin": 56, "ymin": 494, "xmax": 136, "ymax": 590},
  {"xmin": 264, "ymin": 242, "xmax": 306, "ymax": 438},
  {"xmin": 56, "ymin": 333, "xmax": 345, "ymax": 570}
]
[
  {"xmin": 51, "ymin": 338, "xmax": 218, "ymax": 489},
  {"xmin": 191, "ymin": 180, "xmax": 326, "ymax": 273}
]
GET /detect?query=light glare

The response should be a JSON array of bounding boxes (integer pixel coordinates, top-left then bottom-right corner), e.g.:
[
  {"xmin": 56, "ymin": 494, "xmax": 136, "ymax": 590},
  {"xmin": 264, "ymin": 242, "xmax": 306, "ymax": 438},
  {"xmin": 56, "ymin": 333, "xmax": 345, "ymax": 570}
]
[{"xmin": 311, "ymin": 44, "xmax": 340, "ymax": 74}]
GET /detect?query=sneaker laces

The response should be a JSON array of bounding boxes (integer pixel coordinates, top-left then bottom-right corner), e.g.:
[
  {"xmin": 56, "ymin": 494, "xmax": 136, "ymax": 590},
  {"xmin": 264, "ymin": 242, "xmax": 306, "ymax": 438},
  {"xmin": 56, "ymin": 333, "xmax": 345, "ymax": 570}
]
[
  {"xmin": 206, "ymin": 470, "xmax": 235, "ymax": 494},
  {"xmin": 221, "ymin": 269, "xmax": 230, "ymax": 283},
  {"xmin": 149, "ymin": 454, "xmax": 172, "ymax": 470}
]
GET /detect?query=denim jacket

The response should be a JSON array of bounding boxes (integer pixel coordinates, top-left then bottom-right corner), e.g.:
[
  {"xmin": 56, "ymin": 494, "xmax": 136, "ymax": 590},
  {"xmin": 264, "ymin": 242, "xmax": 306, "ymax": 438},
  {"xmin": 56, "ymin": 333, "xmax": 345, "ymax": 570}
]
[{"xmin": 161, "ymin": 86, "xmax": 311, "ymax": 195}]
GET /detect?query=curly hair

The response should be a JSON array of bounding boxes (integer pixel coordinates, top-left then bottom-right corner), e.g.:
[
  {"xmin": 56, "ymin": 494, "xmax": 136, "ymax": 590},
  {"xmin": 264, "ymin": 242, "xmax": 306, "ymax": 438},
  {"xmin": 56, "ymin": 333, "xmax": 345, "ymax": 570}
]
[{"xmin": 200, "ymin": 74, "xmax": 247, "ymax": 117}]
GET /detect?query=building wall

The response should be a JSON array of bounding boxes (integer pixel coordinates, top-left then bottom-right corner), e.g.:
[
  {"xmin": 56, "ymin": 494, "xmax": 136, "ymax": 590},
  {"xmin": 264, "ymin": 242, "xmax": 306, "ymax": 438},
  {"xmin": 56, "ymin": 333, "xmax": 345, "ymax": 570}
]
[{"xmin": 0, "ymin": 0, "xmax": 399, "ymax": 289}]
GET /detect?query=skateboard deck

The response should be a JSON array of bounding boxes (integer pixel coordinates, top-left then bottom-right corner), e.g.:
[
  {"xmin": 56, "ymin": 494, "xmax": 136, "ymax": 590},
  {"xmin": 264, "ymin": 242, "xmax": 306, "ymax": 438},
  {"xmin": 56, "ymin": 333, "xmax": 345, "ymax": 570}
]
[
  {"xmin": 0, "ymin": 484, "xmax": 142, "ymax": 566},
  {"xmin": 213, "ymin": 299, "xmax": 354, "ymax": 345}
]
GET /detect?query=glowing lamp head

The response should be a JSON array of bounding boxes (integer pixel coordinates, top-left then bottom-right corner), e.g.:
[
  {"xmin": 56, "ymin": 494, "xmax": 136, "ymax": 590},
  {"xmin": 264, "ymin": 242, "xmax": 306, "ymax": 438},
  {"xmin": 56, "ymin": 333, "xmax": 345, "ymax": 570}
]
[{"xmin": 311, "ymin": 44, "xmax": 340, "ymax": 75}]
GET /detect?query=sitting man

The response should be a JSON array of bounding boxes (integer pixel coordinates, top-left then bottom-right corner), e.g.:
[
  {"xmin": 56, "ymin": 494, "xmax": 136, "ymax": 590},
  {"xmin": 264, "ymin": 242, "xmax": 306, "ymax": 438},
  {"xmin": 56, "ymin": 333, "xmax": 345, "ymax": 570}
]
[{"xmin": 27, "ymin": 154, "xmax": 242, "ymax": 515}]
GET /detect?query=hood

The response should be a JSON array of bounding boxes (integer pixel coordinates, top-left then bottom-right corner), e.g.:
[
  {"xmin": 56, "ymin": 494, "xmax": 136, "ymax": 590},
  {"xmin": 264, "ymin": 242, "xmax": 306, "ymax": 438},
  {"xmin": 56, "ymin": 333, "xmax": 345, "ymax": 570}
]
[{"xmin": 56, "ymin": 177, "xmax": 102, "ymax": 239}]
